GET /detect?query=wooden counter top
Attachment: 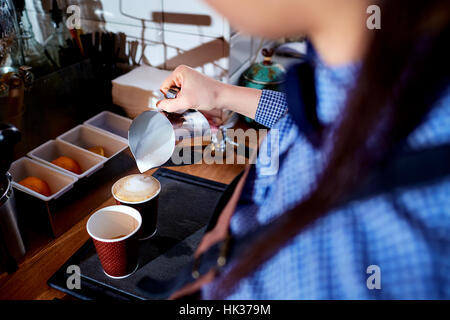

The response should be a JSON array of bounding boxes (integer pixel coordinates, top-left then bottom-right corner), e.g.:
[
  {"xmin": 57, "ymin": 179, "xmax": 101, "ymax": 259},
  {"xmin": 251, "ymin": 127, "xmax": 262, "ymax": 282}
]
[
  {"xmin": 0, "ymin": 157, "xmax": 245, "ymax": 300},
  {"xmin": 0, "ymin": 61, "xmax": 261, "ymax": 299}
]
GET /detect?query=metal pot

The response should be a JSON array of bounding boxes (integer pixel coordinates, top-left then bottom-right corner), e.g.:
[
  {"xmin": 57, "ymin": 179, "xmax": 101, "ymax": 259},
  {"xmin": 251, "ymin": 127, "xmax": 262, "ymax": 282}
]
[
  {"xmin": 128, "ymin": 87, "xmax": 211, "ymax": 172},
  {"xmin": 0, "ymin": 172, "xmax": 25, "ymax": 273},
  {"xmin": 129, "ymin": 109, "xmax": 211, "ymax": 172},
  {"xmin": 0, "ymin": 122, "xmax": 25, "ymax": 273},
  {"xmin": 239, "ymin": 48, "xmax": 286, "ymax": 91}
]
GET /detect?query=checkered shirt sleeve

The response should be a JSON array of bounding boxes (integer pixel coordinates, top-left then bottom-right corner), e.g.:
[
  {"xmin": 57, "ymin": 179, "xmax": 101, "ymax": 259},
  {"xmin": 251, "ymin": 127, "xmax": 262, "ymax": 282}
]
[{"xmin": 254, "ymin": 90, "xmax": 288, "ymax": 128}]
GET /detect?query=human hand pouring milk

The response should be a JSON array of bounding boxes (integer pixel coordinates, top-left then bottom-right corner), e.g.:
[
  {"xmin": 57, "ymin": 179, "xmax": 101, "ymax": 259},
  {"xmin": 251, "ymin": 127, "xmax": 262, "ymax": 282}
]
[{"xmin": 128, "ymin": 87, "xmax": 211, "ymax": 172}]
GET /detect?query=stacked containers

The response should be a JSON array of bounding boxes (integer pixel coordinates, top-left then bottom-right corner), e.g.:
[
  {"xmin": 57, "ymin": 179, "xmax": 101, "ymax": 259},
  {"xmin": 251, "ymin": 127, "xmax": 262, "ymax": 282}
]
[{"xmin": 9, "ymin": 111, "xmax": 132, "ymax": 237}]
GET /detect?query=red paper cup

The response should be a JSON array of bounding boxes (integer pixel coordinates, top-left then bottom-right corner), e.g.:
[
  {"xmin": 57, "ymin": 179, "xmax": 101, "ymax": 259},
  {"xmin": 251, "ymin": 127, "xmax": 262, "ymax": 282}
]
[{"xmin": 86, "ymin": 205, "xmax": 142, "ymax": 279}]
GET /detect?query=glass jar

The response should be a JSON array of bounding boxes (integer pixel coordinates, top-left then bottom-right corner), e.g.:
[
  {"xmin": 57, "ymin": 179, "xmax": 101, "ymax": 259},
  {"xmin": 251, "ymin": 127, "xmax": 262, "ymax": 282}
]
[
  {"xmin": 15, "ymin": 2, "xmax": 54, "ymax": 77},
  {"xmin": 0, "ymin": 0, "xmax": 24, "ymax": 69}
]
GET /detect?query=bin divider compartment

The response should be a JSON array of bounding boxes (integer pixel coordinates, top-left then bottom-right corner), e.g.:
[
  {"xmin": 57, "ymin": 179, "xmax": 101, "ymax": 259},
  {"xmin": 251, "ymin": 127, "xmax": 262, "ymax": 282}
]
[
  {"xmin": 28, "ymin": 140, "xmax": 106, "ymax": 179},
  {"xmin": 84, "ymin": 111, "xmax": 131, "ymax": 142},
  {"xmin": 57, "ymin": 125, "xmax": 128, "ymax": 159}
]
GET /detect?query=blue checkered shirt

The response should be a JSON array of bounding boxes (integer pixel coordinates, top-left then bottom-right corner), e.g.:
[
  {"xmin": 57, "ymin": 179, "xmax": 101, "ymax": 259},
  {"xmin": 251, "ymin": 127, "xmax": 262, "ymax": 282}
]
[{"xmin": 203, "ymin": 59, "xmax": 450, "ymax": 299}]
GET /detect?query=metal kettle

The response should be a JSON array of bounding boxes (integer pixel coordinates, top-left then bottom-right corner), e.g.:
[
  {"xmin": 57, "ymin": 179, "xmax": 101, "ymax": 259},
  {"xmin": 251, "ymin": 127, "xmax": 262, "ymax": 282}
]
[
  {"xmin": 239, "ymin": 48, "xmax": 286, "ymax": 91},
  {"xmin": 0, "ymin": 123, "xmax": 25, "ymax": 273}
]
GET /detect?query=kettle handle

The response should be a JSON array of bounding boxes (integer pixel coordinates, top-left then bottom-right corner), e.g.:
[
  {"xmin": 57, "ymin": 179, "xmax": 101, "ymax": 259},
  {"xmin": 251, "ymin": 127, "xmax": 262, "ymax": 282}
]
[{"xmin": 262, "ymin": 48, "xmax": 274, "ymax": 65}]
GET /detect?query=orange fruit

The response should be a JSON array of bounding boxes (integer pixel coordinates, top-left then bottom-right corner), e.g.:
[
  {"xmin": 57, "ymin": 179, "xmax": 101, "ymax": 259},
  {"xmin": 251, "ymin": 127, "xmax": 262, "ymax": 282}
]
[
  {"xmin": 18, "ymin": 176, "xmax": 52, "ymax": 197},
  {"xmin": 88, "ymin": 146, "xmax": 105, "ymax": 157},
  {"xmin": 51, "ymin": 156, "xmax": 82, "ymax": 174}
]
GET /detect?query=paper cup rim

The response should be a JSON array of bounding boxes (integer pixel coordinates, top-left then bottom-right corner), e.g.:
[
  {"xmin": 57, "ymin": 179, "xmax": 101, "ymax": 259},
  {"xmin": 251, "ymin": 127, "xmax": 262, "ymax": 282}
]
[
  {"xmin": 111, "ymin": 174, "xmax": 161, "ymax": 204},
  {"xmin": 103, "ymin": 263, "xmax": 139, "ymax": 279},
  {"xmin": 86, "ymin": 205, "xmax": 142, "ymax": 243}
]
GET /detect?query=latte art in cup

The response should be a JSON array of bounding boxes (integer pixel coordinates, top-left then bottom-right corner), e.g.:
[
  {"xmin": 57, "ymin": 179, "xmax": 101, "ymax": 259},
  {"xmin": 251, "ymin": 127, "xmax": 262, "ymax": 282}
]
[
  {"xmin": 112, "ymin": 174, "xmax": 160, "ymax": 203},
  {"xmin": 112, "ymin": 174, "xmax": 161, "ymax": 240}
]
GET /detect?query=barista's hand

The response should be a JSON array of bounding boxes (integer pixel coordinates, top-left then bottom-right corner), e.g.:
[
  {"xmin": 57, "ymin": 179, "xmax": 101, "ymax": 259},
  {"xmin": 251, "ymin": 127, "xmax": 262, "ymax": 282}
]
[
  {"xmin": 157, "ymin": 65, "xmax": 262, "ymax": 119},
  {"xmin": 157, "ymin": 65, "xmax": 225, "ymax": 113}
]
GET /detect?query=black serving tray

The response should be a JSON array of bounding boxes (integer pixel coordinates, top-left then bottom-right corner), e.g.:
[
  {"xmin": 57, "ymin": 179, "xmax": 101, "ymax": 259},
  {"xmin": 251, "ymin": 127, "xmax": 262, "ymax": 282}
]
[{"xmin": 48, "ymin": 168, "xmax": 228, "ymax": 300}]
